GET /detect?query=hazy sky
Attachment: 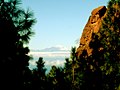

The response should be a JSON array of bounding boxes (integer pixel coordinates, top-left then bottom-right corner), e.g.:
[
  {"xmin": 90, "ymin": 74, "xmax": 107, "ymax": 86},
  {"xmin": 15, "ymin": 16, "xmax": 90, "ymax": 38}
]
[{"xmin": 22, "ymin": 0, "xmax": 109, "ymax": 50}]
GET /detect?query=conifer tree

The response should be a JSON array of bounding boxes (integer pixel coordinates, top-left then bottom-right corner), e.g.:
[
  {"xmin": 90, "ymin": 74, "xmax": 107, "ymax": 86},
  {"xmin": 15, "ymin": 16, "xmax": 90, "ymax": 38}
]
[
  {"xmin": 85, "ymin": 0, "xmax": 120, "ymax": 89},
  {"xmin": 76, "ymin": 0, "xmax": 120, "ymax": 89},
  {"xmin": 97, "ymin": 0, "xmax": 120, "ymax": 89},
  {"xmin": 0, "ymin": 0, "xmax": 36, "ymax": 89},
  {"xmin": 32, "ymin": 57, "xmax": 47, "ymax": 90},
  {"xmin": 70, "ymin": 47, "xmax": 76, "ymax": 85}
]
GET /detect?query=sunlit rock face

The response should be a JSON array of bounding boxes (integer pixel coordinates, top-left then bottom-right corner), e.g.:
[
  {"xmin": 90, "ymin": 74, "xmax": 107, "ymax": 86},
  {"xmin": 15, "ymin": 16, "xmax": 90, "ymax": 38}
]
[{"xmin": 76, "ymin": 6, "xmax": 106, "ymax": 57}]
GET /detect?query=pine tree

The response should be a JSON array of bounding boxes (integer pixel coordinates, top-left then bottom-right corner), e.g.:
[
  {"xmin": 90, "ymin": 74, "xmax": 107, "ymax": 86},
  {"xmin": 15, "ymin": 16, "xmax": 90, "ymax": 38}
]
[
  {"xmin": 32, "ymin": 57, "xmax": 47, "ymax": 90},
  {"xmin": 83, "ymin": 0, "xmax": 120, "ymax": 89},
  {"xmin": 0, "ymin": 0, "xmax": 36, "ymax": 89},
  {"xmin": 63, "ymin": 58, "xmax": 73, "ymax": 89},
  {"xmin": 70, "ymin": 47, "xmax": 76, "ymax": 85},
  {"xmin": 97, "ymin": 0, "xmax": 120, "ymax": 89}
]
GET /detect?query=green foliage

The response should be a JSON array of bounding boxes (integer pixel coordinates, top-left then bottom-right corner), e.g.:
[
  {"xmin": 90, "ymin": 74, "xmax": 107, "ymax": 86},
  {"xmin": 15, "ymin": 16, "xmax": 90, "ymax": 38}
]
[
  {"xmin": 64, "ymin": 58, "xmax": 72, "ymax": 81},
  {"xmin": 81, "ymin": 0, "xmax": 120, "ymax": 89},
  {"xmin": 70, "ymin": 1, "xmax": 120, "ymax": 89},
  {"xmin": 1, "ymin": 0, "xmax": 120, "ymax": 89},
  {"xmin": 31, "ymin": 57, "xmax": 47, "ymax": 90},
  {"xmin": 0, "ymin": 0, "xmax": 36, "ymax": 89},
  {"xmin": 47, "ymin": 65, "xmax": 69, "ymax": 90}
]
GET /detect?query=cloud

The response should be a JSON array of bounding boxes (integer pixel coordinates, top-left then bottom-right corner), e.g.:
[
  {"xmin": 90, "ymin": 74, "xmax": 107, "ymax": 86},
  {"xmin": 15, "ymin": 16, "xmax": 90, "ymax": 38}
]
[
  {"xmin": 28, "ymin": 52, "xmax": 68, "ymax": 70},
  {"xmin": 54, "ymin": 45, "xmax": 70, "ymax": 51},
  {"xmin": 29, "ymin": 60, "xmax": 37, "ymax": 70},
  {"xmin": 28, "ymin": 51, "xmax": 70, "ymax": 58},
  {"xmin": 30, "ymin": 45, "xmax": 70, "ymax": 52},
  {"xmin": 29, "ymin": 60, "xmax": 36, "ymax": 66},
  {"xmin": 29, "ymin": 57, "xmax": 66, "ymax": 70},
  {"xmin": 45, "ymin": 59, "xmax": 65, "ymax": 66},
  {"xmin": 28, "ymin": 45, "xmax": 70, "ymax": 70}
]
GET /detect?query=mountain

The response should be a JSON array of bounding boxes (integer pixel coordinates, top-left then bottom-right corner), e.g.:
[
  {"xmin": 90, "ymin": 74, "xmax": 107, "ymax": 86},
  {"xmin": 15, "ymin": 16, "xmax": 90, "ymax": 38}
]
[
  {"xmin": 31, "ymin": 46, "xmax": 70, "ymax": 52},
  {"xmin": 76, "ymin": 6, "xmax": 106, "ymax": 57}
]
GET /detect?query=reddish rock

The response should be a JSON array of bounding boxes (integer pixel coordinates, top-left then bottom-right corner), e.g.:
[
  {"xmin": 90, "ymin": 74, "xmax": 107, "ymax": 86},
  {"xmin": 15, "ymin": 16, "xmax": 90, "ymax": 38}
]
[{"xmin": 76, "ymin": 6, "xmax": 107, "ymax": 57}]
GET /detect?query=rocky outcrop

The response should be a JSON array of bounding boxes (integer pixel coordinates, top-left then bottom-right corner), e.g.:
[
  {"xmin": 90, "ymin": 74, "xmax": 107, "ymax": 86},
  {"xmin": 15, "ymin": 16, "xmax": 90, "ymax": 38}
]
[{"xmin": 76, "ymin": 6, "xmax": 107, "ymax": 57}]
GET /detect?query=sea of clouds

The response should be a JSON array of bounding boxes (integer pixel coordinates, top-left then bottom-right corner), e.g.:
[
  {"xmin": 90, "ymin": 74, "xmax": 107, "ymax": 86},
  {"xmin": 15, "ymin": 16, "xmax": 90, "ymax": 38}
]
[{"xmin": 28, "ymin": 48, "xmax": 70, "ymax": 72}]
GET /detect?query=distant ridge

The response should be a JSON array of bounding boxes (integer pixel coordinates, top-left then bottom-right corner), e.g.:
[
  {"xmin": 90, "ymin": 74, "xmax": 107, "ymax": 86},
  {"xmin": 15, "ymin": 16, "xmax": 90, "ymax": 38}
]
[{"xmin": 30, "ymin": 46, "xmax": 70, "ymax": 52}]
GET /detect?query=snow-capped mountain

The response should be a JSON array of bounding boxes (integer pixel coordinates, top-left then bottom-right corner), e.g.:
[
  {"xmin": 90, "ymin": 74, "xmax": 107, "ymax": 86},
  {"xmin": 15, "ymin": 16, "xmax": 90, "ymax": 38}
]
[{"xmin": 30, "ymin": 45, "xmax": 70, "ymax": 52}]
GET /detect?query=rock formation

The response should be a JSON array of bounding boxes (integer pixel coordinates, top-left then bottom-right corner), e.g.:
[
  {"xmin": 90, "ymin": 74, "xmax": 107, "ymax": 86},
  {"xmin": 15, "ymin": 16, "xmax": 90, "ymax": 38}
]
[{"xmin": 76, "ymin": 6, "xmax": 107, "ymax": 57}]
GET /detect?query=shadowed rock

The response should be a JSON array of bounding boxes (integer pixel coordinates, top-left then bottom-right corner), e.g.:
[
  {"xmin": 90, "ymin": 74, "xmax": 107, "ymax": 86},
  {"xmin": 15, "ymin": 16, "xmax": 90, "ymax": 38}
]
[{"xmin": 76, "ymin": 6, "xmax": 106, "ymax": 57}]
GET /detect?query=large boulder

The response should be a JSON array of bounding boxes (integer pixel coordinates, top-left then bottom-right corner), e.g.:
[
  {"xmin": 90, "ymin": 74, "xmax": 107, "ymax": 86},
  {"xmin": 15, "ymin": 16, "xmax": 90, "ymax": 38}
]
[{"xmin": 76, "ymin": 6, "xmax": 107, "ymax": 57}]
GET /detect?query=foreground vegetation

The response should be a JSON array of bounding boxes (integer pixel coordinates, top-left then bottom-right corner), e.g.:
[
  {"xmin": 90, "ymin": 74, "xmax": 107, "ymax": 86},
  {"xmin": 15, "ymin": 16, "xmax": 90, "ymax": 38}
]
[{"xmin": 0, "ymin": 0, "xmax": 120, "ymax": 90}]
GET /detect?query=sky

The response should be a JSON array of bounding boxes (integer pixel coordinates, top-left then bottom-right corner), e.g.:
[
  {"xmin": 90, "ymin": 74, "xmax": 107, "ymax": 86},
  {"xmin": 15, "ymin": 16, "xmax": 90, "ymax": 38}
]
[{"xmin": 21, "ymin": 0, "xmax": 109, "ymax": 50}]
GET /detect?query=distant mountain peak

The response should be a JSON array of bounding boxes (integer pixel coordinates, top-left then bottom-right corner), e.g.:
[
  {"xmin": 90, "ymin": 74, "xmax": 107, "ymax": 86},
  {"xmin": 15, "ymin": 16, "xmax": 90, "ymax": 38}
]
[
  {"xmin": 30, "ymin": 45, "xmax": 70, "ymax": 52},
  {"xmin": 40, "ymin": 46, "xmax": 70, "ymax": 52}
]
